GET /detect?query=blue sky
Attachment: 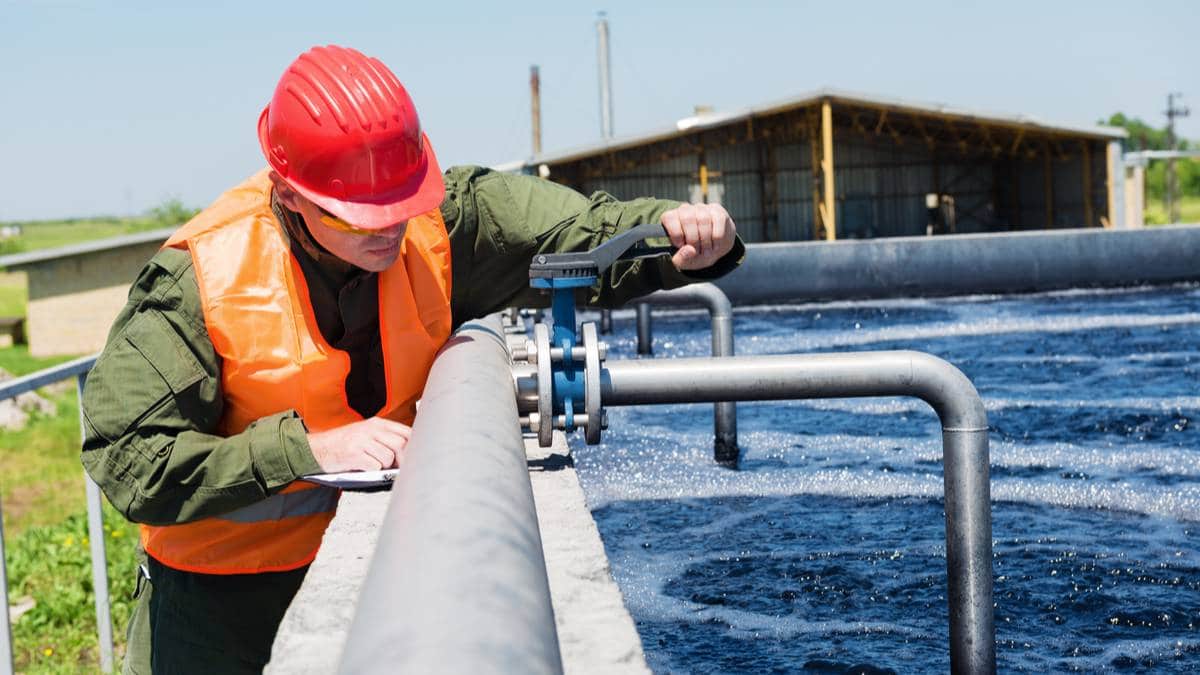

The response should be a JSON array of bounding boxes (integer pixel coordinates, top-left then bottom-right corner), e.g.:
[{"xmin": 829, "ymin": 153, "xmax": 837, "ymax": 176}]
[{"xmin": 3, "ymin": 0, "xmax": 1197, "ymax": 221}]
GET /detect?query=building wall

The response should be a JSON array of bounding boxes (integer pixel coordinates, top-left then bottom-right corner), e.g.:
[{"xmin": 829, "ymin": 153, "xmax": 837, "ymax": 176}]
[
  {"xmin": 23, "ymin": 240, "xmax": 163, "ymax": 356},
  {"xmin": 552, "ymin": 108, "xmax": 1112, "ymax": 243}
]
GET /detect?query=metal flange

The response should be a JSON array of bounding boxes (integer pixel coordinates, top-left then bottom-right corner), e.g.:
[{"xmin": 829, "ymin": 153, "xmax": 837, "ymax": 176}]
[
  {"xmin": 533, "ymin": 322, "xmax": 554, "ymax": 447},
  {"xmin": 582, "ymin": 321, "xmax": 603, "ymax": 444}
]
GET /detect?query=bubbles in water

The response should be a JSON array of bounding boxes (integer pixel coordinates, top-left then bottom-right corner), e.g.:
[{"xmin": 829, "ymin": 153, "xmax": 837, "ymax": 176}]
[{"xmin": 578, "ymin": 286, "xmax": 1200, "ymax": 672}]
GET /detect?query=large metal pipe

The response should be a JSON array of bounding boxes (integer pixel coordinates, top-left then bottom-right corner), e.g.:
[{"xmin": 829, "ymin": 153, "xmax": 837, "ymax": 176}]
[
  {"xmin": 639, "ymin": 283, "xmax": 738, "ymax": 466},
  {"xmin": 714, "ymin": 225, "xmax": 1200, "ymax": 303},
  {"xmin": 594, "ymin": 351, "xmax": 993, "ymax": 673},
  {"xmin": 340, "ymin": 317, "xmax": 562, "ymax": 674}
]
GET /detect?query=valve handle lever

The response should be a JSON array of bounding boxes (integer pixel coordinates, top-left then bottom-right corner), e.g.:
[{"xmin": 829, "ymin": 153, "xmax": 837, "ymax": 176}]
[{"xmin": 528, "ymin": 222, "xmax": 674, "ymax": 282}]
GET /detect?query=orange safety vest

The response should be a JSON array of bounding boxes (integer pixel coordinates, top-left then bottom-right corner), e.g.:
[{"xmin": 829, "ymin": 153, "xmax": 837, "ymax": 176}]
[{"xmin": 141, "ymin": 169, "xmax": 452, "ymax": 575}]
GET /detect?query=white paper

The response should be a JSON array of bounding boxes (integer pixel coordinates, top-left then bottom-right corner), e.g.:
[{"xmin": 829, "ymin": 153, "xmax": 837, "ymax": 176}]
[{"xmin": 302, "ymin": 469, "xmax": 399, "ymax": 490}]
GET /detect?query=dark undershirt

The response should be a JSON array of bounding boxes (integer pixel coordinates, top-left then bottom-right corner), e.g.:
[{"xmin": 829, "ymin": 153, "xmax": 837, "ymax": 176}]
[{"xmin": 271, "ymin": 196, "xmax": 386, "ymax": 418}]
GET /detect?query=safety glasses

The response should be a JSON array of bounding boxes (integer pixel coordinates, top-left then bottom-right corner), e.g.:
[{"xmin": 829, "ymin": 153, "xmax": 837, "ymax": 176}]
[{"xmin": 317, "ymin": 207, "xmax": 376, "ymax": 236}]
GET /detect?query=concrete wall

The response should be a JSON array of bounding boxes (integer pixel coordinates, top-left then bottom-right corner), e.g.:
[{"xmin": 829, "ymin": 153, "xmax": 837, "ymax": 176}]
[{"xmin": 24, "ymin": 240, "xmax": 164, "ymax": 356}]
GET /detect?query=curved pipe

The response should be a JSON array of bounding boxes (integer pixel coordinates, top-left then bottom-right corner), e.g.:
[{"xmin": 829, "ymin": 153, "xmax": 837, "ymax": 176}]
[
  {"xmin": 342, "ymin": 317, "xmax": 563, "ymax": 674},
  {"xmin": 638, "ymin": 283, "xmax": 739, "ymax": 466},
  {"xmin": 594, "ymin": 350, "xmax": 992, "ymax": 673}
]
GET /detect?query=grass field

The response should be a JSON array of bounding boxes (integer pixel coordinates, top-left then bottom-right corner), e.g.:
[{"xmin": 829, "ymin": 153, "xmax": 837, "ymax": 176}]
[
  {"xmin": 0, "ymin": 271, "xmax": 25, "ymax": 317},
  {"xmin": 0, "ymin": 199, "xmax": 195, "ymax": 258},
  {"xmin": 1, "ymin": 347, "xmax": 140, "ymax": 672}
]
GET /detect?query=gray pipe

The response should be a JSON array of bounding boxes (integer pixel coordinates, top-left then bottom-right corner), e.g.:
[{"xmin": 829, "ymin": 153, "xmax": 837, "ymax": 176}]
[
  {"xmin": 594, "ymin": 351, "xmax": 994, "ymax": 674},
  {"xmin": 599, "ymin": 308, "xmax": 613, "ymax": 334},
  {"xmin": 640, "ymin": 283, "xmax": 738, "ymax": 466},
  {"xmin": 715, "ymin": 225, "xmax": 1200, "ymax": 303},
  {"xmin": 340, "ymin": 317, "xmax": 562, "ymax": 674},
  {"xmin": 636, "ymin": 303, "xmax": 653, "ymax": 355}
]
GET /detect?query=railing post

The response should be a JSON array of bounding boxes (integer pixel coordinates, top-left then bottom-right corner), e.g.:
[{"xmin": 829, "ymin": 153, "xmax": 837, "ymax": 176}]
[
  {"xmin": 641, "ymin": 283, "xmax": 739, "ymax": 466},
  {"xmin": 76, "ymin": 373, "xmax": 113, "ymax": 673},
  {"xmin": 1, "ymin": 493, "xmax": 13, "ymax": 675},
  {"xmin": 636, "ymin": 303, "xmax": 653, "ymax": 355}
]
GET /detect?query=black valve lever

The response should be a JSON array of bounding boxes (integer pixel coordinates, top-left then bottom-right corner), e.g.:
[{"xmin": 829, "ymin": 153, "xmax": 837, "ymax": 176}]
[{"xmin": 529, "ymin": 222, "xmax": 675, "ymax": 282}]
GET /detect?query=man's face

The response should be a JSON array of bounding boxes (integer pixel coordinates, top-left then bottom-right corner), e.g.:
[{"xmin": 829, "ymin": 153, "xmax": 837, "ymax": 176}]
[
  {"xmin": 268, "ymin": 171, "xmax": 408, "ymax": 272},
  {"xmin": 297, "ymin": 201, "xmax": 408, "ymax": 273}
]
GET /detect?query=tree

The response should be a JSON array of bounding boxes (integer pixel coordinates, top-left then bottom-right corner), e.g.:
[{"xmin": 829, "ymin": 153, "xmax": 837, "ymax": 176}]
[
  {"xmin": 1103, "ymin": 113, "xmax": 1197, "ymax": 201},
  {"xmin": 148, "ymin": 198, "xmax": 199, "ymax": 227}
]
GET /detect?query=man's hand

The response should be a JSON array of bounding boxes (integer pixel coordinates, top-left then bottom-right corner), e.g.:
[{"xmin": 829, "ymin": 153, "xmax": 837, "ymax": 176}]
[
  {"xmin": 661, "ymin": 203, "xmax": 737, "ymax": 271},
  {"xmin": 306, "ymin": 417, "xmax": 412, "ymax": 472}
]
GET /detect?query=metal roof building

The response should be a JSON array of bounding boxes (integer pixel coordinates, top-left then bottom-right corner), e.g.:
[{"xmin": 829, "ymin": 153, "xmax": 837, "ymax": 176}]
[{"xmin": 504, "ymin": 88, "xmax": 1127, "ymax": 242}]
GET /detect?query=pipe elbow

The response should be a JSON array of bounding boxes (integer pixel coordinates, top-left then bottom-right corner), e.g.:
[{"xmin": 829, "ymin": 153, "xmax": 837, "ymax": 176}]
[{"xmin": 903, "ymin": 351, "xmax": 988, "ymax": 432}]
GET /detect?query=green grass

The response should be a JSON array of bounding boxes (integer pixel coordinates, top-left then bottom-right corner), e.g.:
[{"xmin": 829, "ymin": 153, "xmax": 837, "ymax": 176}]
[
  {"xmin": 1, "ymin": 345, "xmax": 139, "ymax": 672},
  {"xmin": 0, "ymin": 271, "xmax": 26, "ymax": 317},
  {"xmin": 6, "ymin": 506, "xmax": 139, "ymax": 673},
  {"xmin": 0, "ymin": 199, "xmax": 198, "ymax": 259},
  {"xmin": 1144, "ymin": 194, "xmax": 1200, "ymax": 225},
  {"xmin": 0, "ymin": 216, "xmax": 169, "ymax": 257}
]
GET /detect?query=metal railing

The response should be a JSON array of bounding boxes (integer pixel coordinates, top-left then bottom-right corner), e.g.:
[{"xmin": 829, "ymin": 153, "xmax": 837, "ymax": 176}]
[{"xmin": 0, "ymin": 355, "xmax": 112, "ymax": 675}]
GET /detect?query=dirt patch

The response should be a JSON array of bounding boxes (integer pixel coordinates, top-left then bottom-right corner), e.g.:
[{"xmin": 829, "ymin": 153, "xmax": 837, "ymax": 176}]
[{"xmin": 1, "ymin": 476, "xmax": 80, "ymax": 533}]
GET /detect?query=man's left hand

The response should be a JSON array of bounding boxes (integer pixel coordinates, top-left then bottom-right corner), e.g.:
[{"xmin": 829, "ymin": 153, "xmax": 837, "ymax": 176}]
[{"xmin": 660, "ymin": 203, "xmax": 737, "ymax": 271}]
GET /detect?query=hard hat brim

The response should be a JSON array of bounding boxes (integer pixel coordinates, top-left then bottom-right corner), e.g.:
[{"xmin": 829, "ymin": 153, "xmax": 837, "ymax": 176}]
[{"xmin": 259, "ymin": 104, "xmax": 445, "ymax": 230}]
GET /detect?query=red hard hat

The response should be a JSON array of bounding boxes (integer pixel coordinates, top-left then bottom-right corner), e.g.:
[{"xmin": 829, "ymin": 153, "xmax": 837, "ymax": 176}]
[{"xmin": 257, "ymin": 45, "xmax": 444, "ymax": 230}]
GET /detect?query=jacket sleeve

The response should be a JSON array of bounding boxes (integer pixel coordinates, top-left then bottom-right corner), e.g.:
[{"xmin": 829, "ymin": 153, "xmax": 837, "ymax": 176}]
[
  {"xmin": 443, "ymin": 166, "xmax": 745, "ymax": 324},
  {"xmin": 80, "ymin": 248, "xmax": 322, "ymax": 526}
]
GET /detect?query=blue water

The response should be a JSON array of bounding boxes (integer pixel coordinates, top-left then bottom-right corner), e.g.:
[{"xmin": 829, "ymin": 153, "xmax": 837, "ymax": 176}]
[{"xmin": 574, "ymin": 285, "xmax": 1200, "ymax": 673}]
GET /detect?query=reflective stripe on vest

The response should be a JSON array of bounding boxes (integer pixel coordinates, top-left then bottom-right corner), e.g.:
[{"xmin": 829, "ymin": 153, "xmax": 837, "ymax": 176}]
[
  {"xmin": 216, "ymin": 485, "xmax": 342, "ymax": 524},
  {"xmin": 141, "ymin": 168, "xmax": 452, "ymax": 575}
]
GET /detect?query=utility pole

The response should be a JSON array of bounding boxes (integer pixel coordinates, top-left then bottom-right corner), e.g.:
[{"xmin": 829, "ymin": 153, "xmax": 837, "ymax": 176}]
[
  {"xmin": 1165, "ymin": 92, "xmax": 1190, "ymax": 223},
  {"xmin": 530, "ymin": 65, "xmax": 542, "ymax": 156}
]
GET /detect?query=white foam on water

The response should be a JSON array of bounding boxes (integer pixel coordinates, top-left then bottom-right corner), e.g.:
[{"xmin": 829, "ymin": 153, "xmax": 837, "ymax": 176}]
[
  {"xmin": 748, "ymin": 312, "xmax": 1200, "ymax": 352},
  {"xmin": 1084, "ymin": 638, "xmax": 1200, "ymax": 671},
  {"xmin": 726, "ymin": 283, "xmax": 1200, "ymax": 316},
  {"xmin": 980, "ymin": 350, "xmax": 1200, "ymax": 365},
  {"xmin": 769, "ymin": 395, "xmax": 1200, "ymax": 415},
  {"xmin": 583, "ymin": 422, "xmax": 1200, "ymax": 521}
]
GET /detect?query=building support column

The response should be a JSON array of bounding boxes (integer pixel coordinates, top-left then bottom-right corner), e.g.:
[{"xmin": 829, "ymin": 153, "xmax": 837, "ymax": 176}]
[
  {"xmin": 1105, "ymin": 141, "xmax": 1118, "ymax": 228},
  {"xmin": 757, "ymin": 137, "xmax": 778, "ymax": 241},
  {"xmin": 809, "ymin": 112, "xmax": 822, "ymax": 240},
  {"xmin": 820, "ymin": 100, "xmax": 837, "ymax": 240},
  {"xmin": 1081, "ymin": 141, "xmax": 1095, "ymax": 227},
  {"xmin": 1043, "ymin": 143, "xmax": 1055, "ymax": 229}
]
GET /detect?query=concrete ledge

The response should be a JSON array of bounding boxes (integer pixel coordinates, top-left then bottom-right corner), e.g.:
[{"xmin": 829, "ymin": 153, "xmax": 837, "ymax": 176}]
[
  {"xmin": 528, "ymin": 433, "xmax": 649, "ymax": 674},
  {"xmin": 267, "ymin": 433, "xmax": 647, "ymax": 674}
]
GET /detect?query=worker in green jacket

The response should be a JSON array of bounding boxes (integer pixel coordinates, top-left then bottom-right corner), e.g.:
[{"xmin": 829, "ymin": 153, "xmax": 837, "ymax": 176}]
[{"xmin": 81, "ymin": 44, "xmax": 743, "ymax": 674}]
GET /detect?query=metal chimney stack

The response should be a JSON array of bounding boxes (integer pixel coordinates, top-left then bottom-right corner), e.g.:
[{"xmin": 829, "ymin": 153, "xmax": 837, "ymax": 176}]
[
  {"xmin": 530, "ymin": 65, "xmax": 542, "ymax": 156},
  {"xmin": 597, "ymin": 12, "xmax": 613, "ymax": 139}
]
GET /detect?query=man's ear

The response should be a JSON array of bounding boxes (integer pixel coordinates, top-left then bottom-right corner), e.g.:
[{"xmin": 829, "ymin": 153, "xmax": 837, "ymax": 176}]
[{"xmin": 268, "ymin": 171, "xmax": 306, "ymax": 212}]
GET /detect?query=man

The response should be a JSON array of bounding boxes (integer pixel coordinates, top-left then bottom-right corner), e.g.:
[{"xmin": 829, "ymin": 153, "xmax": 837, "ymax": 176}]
[{"xmin": 81, "ymin": 44, "xmax": 742, "ymax": 674}]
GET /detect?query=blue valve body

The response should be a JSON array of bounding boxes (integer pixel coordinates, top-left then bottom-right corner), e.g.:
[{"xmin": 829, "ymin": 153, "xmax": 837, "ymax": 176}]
[{"xmin": 530, "ymin": 275, "xmax": 594, "ymax": 430}]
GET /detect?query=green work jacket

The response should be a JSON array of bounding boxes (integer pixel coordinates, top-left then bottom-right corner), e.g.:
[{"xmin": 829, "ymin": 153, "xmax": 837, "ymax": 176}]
[{"xmin": 81, "ymin": 166, "xmax": 744, "ymax": 526}]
